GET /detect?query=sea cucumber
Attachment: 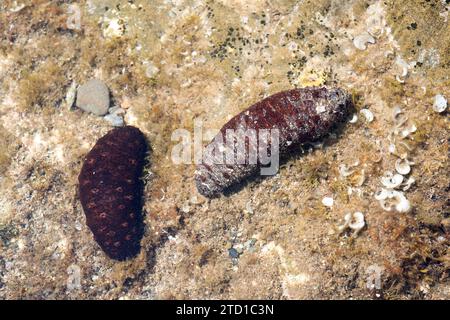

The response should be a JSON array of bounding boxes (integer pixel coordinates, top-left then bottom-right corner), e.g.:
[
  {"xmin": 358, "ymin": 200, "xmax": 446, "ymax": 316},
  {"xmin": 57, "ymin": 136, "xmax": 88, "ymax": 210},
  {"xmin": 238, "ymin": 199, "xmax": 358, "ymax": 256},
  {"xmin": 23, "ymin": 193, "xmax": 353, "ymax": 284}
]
[
  {"xmin": 78, "ymin": 126, "xmax": 148, "ymax": 260},
  {"xmin": 195, "ymin": 87, "xmax": 352, "ymax": 197}
]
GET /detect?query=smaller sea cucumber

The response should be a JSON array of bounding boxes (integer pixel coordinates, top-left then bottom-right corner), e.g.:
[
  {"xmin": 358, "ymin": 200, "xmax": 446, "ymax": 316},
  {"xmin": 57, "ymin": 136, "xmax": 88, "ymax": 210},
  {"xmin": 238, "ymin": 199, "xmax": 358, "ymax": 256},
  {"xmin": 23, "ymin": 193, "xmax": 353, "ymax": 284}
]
[{"xmin": 195, "ymin": 87, "xmax": 352, "ymax": 197}]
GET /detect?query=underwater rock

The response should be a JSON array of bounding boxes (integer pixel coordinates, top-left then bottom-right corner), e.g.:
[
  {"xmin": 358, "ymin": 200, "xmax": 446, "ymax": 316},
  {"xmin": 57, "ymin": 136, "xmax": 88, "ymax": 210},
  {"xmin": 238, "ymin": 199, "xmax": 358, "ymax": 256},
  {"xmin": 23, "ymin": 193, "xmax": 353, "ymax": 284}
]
[
  {"xmin": 104, "ymin": 113, "xmax": 124, "ymax": 127},
  {"xmin": 432, "ymin": 94, "xmax": 447, "ymax": 113},
  {"xmin": 104, "ymin": 106, "xmax": 125, "ymax": 127},
  {"xmin": 228, "ymin": 248, "xmax": 240, "ymax": 259},
  {"xmin": 195, "ymin": 87, "xmax": 352, "ymax": 197},
  {"xmin": 78, "ymin": 126, "xmax": 148, "ymax": 260},
  {"xmin": 76, "ymin": 79, "xmax": 110, "ymax": 116}
]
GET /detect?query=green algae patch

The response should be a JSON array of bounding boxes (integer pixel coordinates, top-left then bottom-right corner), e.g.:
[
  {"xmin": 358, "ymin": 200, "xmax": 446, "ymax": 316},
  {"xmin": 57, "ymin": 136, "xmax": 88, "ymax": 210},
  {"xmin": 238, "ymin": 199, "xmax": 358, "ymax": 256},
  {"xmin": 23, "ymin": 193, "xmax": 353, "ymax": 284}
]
[{"xmin": 385, "ymin": 0, "xmax": 449, "ymax": 81}]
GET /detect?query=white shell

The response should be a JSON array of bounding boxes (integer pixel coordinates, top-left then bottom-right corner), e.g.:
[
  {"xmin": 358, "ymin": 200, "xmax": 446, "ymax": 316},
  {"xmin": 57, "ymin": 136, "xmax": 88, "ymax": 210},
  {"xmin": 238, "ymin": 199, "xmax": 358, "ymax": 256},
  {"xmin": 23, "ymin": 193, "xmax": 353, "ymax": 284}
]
[
  {"xmin": 349, "ymin": 114, "xmax": 358, "ymax": 123},
  {"xmin": 395, "ymin": 158, "xmax": 412, "ymax": 175},
  {"xmin": 393, "ymin": 191, "xmax": 411, "ymax": 213},
  {"xmin": 392, "ymin": 106, "xmax": 403, "ymax": 120},
  {"xmin": 348, "ymin": 212, "xmax": 365, "ymax": 232},
  {"xmin": 322, "ymin": 197, "xmax": 334, "ymax": 207},
  {"xmin": 395, "ymin": 75, "xmax": 405, "ymax": 83},
  {"xmin": 10, "ymin": 3, "xmax": 26, "ymax": 12},
  {"xmin": 339, "ymin": 160, "xmax": 360, "ymax": 178},
  {"xmin": 354, "ymin": 169, "xmax": 366, "ymax": 186},
  {"xmin": 375, "ymin": 188, "xmax": 390, "ymax": 200},
  {"xmin": 353, "ymin": 32, "xmax": 376, "ymax": 50},
  {"xmin": 360, "ymin": 109, "xmax": 374, "ymax": 122},
  {"xmin": 338, "ymin": 212, "xmax": 365, "ymax": 235},
  {"xmin": 109, "ymin": 106, "xmax": 126, "ymax": 116},
  {"xmin": 245, "ymin": 201, "xmax": 254, "ymax": 214},
  {"xmin": 378, "ymin": 190, "xmax": 411, "ymax": 213},
  {"xmin": 384, "ymin": 50, "xmax": 394, "ymax": 58},
  {"xmin": 402, "ymin": 177, "xmax": 416, "ymax": 191},
  {"xmin": 394, "ymin": 57, "xmax": 410, "ymax": 82},
  {"xmin": 388, "ymin": 143, "xmax": 396, "ymax": 154},
  {"xmin": 400, "ymin": 124, "xmax": 417, "ymax": 138},
  {"xmin": 338, "ymin": 213, "xmax": 351, "ymax": 232},
  {"xmin": 388, "ymin": 143, "xmax": 410, "ymax": 160},
  {"xmin": 381, "ymin": 171, "xmax": 404, "ymax": 189},
  {"xmin": 366, "ymin": 16, "xmax": 384, "ymax": 38},
  {"xmin": 432, "ymin": 94, "xmax": 447, "ymax": 113}
]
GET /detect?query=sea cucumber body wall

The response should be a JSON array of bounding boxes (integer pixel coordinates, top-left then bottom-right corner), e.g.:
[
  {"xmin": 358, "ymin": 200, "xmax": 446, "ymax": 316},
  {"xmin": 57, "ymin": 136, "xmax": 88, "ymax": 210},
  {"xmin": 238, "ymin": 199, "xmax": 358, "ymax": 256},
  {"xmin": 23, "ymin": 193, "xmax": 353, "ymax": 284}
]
[
  {"xmin": 195, "ymin": 87, "xmax": 352, "ymax": 197},
  {"xmin": 78, "ymin": 126, "xmax": 147, "ymax": 260}
]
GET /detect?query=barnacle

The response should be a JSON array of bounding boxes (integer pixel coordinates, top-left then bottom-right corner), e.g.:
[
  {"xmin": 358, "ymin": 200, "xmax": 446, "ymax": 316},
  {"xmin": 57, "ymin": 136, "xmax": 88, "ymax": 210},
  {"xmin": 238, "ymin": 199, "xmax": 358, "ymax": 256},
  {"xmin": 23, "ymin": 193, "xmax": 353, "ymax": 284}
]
[
  {"xmin": 375, "ymin": 188, "xmax": 411, "ymax": 213},
  {"xmin": 322, "ymin": 197, "xmax": 334, "ymax": 207},
  {"xmin": 338, "ymin": 212, "xmax": 365, "ymax": 236},
  {"xmin": 395, "ymin": 158, "xmax": 413, "ymax": 175},
  {"xmin": 353, "ymin": 32, "xmax": 376, "ymax": 50},
  {"xmin": 381, "ymin": 171, "xmax": 404, "ymax": 189},
  {"xmin": 360, "ymin": 108, "xmax": 374, "ymax": 123}
]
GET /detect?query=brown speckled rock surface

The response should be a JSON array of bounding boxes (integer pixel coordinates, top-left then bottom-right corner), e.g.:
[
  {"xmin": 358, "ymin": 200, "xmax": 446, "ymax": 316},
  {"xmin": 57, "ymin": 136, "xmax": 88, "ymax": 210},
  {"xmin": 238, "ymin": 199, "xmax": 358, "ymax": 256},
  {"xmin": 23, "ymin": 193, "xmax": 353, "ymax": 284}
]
[{"xmin": 0, "ymin": 0, "xmax": 448, "ymax": 299}]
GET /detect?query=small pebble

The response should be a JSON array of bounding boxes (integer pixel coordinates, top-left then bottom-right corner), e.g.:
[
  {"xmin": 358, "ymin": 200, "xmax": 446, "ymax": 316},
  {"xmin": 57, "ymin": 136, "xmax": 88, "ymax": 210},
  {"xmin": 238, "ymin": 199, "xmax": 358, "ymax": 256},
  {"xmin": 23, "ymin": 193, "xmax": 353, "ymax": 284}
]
[
  {"xmin": 228, "ymin": 248, "xmax": 240, "ymax": 259},
  {"xmin": 104, "ymin": 113, "xmax": 124, "ymax": 127},
  {"xmin": 322, "ymin": 197, "xmax": 334, "ymax": 207},
  {"xmin": 432, "ymin": 94, "xmax": 447, "ymax": 113},
  {"xmin": 65, "ymin": 82, "xmax": 77, "ymax": 110},
  {"xmin": 76, "ymin": 79, "xmax": 110, "ymax": 116}
]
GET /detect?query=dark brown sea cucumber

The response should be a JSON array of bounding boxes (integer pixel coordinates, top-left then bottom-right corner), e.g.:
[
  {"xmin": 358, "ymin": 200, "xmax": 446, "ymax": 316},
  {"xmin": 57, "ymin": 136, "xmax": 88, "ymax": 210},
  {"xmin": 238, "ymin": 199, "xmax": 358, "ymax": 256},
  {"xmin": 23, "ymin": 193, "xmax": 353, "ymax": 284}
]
[
  {"xmin": 195, "ymin": 87, "xmax": 352, "ymax": 197},
  {"xmin": 78, "ymin": 126, "xmax": 148, "ymax": 260}
]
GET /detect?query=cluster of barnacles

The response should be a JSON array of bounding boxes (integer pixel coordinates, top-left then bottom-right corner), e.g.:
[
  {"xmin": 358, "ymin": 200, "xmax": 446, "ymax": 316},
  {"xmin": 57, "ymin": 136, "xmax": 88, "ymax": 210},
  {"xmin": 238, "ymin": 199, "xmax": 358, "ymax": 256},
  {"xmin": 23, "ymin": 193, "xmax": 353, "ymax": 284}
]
[
  {"xmin": 375, "ymin": 106, "xmax": 416, "ymax": 213},
  {"xmin": 336, "ymin": 159, "xmax": 367, "ymax": 237},
  {"xmin": 338, "ymin": 211, "xmax": 365, "ymax": 237},
  {"xmin": 336, "ymin": 105, "xmax": 419, "ymax": 237}
]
